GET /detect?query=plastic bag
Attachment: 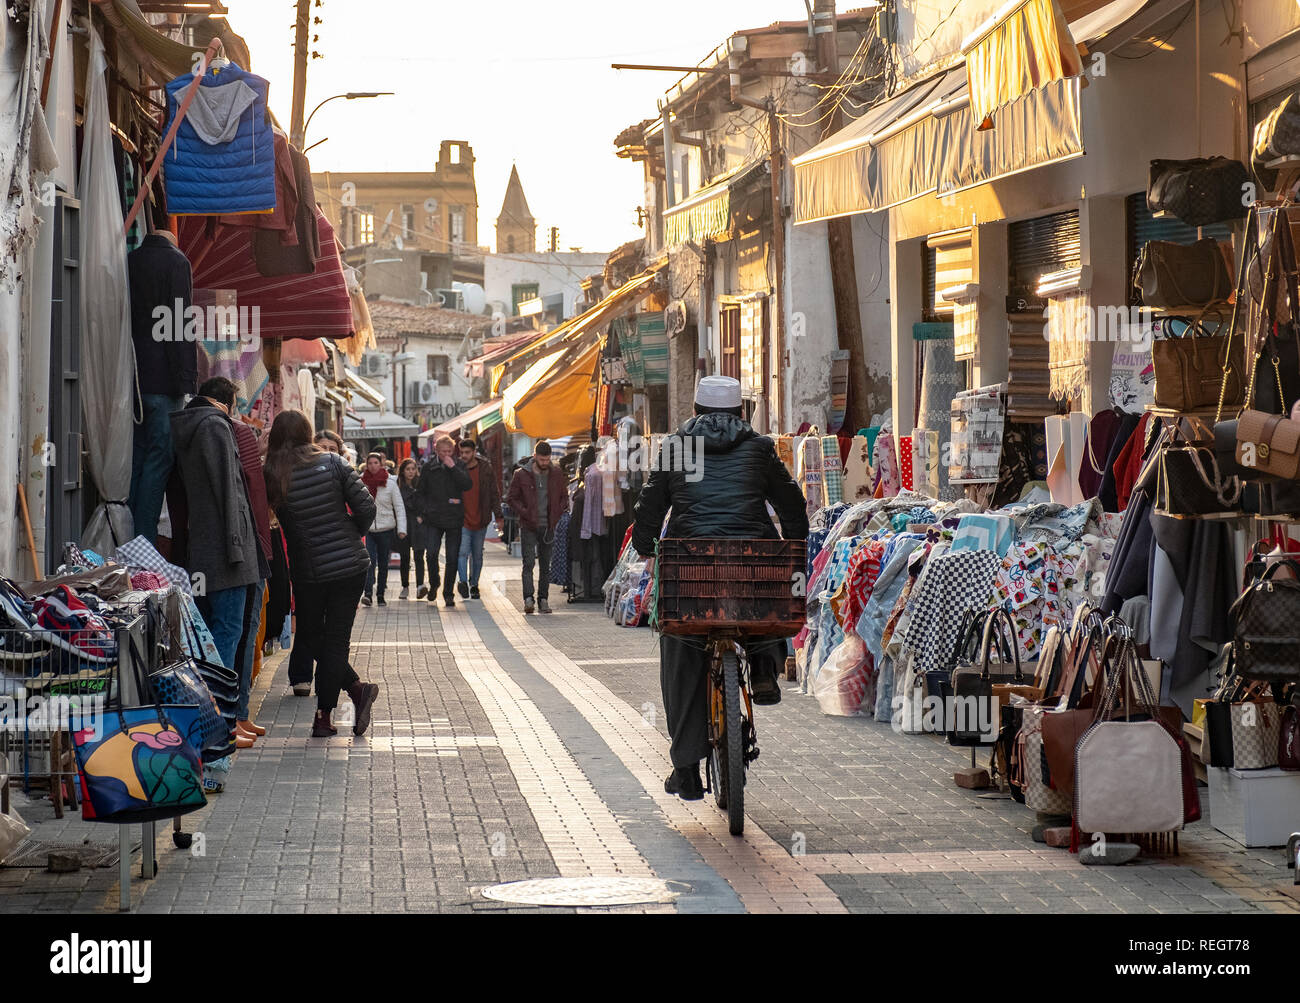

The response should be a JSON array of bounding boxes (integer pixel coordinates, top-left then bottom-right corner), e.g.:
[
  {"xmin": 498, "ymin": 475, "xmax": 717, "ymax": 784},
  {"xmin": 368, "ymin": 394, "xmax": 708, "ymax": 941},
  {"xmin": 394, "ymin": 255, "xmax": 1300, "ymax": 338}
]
[
  {"xmin": 813, "ymin": 634, "xmax": 869, "ymax": 716},
  {"xmin": 0, "ymin": 805, "xmax": 30, "ymax": 864}
]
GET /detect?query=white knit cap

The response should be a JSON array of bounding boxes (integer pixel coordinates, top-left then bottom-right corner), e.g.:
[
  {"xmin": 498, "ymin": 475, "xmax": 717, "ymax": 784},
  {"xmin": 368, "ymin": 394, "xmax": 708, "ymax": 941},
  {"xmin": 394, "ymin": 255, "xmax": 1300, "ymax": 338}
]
[{"xmin": 695, "ymin": 375, "xmax": 742, "ymax": 409}]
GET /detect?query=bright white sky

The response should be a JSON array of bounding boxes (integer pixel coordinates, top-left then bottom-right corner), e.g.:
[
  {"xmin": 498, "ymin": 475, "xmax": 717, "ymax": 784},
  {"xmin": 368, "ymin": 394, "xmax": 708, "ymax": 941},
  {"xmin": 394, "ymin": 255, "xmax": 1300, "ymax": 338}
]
[{"xmin": 222, "ymin": 0, "xmax": 813, "ymax": 254}]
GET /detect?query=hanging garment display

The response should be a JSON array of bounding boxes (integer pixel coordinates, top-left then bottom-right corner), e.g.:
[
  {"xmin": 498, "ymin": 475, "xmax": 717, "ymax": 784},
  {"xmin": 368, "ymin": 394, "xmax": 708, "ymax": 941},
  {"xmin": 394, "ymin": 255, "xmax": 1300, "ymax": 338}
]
[
  {"xmin": 841, "ymin": 433, "xmax": 874, "ymax": 503},
  {"xmin": 163, "ymin": 62, "xmax": 276, "ymax": 215},
  {"xmin": 820, "ymin": 435, "xmax": 844, "ymax": 505},
  {"xmin": 949, "ymin": 385, "xmax": 1006, "ymax": 485}
]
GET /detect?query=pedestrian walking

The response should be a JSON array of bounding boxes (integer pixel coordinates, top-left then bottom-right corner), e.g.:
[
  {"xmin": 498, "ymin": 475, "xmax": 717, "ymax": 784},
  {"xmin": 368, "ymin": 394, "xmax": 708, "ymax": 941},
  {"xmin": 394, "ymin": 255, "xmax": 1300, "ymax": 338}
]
[
  {"xmin": 504, "ymin": 440, "xmax": 569, "ymax": 614},
  {"xmin": 456, "ymin": 438, "xmax": 503, "ymax": 600},
  {"xmin": 395, "ymin": 458, "xmax": 427, "ymax": 599},
  {"xmin": 264, "ymin": 410, "xmax": 381, "ymax": 738},
  {"xmin": 415, "ymin": 434, "xmax": 472, "ymax": 608},
  {"xmin": 169, "ymin": 377, "xmax": 259, "ymax": 672},
  {"xmin": 314, "ymin": 429, "xmax": 344, "ymax": 454},
  {"xmin": 360, "ymin": 452, "xmax": 407, "ymax": 607}
]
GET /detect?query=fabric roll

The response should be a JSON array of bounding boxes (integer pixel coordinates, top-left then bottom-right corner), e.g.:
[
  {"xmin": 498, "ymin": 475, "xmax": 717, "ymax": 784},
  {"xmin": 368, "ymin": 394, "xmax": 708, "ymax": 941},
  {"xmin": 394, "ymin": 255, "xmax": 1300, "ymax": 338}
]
[
  {"xmin": 821, "ymin": 435, "xmax": 844, "ymax": 505},
  {"xmin": 841, "ymin": 435, "xmax": 874, "ymax": 503},
  {"xmin": 776, "ymin": 435, "xmax": 796, "ymax": 477},
  {"xmin": 797, "ymin": 435, "xmax": 827, "ymax": 517},
  {"xmin": 951, "ymin": 513, "xmax": 1016, "ymax": 557},
  {"xmin": 872, "ymin": 432, "xmax": 901, "ymax": 498}
]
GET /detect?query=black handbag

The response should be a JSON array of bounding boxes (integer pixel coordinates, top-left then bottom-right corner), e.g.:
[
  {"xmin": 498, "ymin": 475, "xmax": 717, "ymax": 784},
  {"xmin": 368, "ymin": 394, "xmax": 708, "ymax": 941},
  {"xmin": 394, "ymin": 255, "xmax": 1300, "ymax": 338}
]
[
  {"xmin": 1229, "ymin": 560, "xmax": 1300, "ymax": 684},
  {"xmin": 1153, "ymin": 426, "xmax": 1242, "ymax": 518},
  {"xmin": 926, "ymin": 608, "xmax": 988, "ymax": 704},
  {"xmin": 1148, "ymin": 157, "xmax": 1252, "ymax": 228},
  {"xmin": 950, "ymin": 607, "xmax": 1021, "ymax": 747}
]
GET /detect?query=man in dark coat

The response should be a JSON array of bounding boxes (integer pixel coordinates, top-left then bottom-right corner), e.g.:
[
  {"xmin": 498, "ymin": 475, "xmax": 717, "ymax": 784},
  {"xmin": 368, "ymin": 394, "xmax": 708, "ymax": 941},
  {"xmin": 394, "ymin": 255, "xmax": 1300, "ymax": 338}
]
[
  {"xmin": 415, "ymin": 434, "xmax": 472, "ymax": 608},
  {"xmin": 169, "ymin": 378, "xmax": 260, "ymax": 672},
  {"xmin": 505, "ymin": 441, "xmax": 569, "ymax": 614},
  {"xmin": 127, "ymin": 228, "xmax": 196, "ymax": 543},
  {"xmin": 631, "ymin": 376, "xmax": 808, "ymax": 801}
]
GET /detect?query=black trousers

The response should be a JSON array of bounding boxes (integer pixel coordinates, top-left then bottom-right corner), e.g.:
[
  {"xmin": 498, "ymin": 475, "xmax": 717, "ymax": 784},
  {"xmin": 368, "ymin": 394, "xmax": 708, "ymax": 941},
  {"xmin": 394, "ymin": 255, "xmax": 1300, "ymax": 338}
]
[
  {"xmin": 397, "ymin": 535, "xmax": 425, "ymax": 590},
  {"xmin": 659, "ymin": 635, "xmax": 784, "ymax": 769},
  {"xmin": 291, "ymin": 573, "xmax": 364, "ymax": 711},
  {"xmin": 425, "ymin": 525, "xmax": 462, "ymax": 601}
]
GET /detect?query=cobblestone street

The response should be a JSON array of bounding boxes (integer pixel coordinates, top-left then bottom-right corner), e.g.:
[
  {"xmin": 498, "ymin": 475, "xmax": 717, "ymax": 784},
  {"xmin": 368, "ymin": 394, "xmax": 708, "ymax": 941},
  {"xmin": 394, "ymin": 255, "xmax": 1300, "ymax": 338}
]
[{"xmin": 4, "ymin": 549, "xmax": 1299, "ymax": 915}]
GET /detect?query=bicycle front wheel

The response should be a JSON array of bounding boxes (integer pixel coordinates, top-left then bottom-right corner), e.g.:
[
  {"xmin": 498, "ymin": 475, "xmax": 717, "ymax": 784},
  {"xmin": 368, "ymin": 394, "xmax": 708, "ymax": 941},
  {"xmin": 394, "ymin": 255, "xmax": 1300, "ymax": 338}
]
[{"xmin": 718, "ymin": 649, "xmax": 745, "ymax": 836}]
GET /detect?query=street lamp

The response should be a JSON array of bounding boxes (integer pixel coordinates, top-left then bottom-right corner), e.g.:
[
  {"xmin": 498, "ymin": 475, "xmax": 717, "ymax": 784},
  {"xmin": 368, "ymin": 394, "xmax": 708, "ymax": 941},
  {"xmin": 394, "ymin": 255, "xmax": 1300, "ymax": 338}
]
[{"xmin": 302, "ymin": 91, "xmax": 394, "ymax": 148}]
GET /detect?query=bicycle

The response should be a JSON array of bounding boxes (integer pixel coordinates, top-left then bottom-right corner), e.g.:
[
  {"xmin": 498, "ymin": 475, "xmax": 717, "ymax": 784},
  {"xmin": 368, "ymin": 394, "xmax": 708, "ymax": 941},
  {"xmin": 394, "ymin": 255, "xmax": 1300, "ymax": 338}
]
[
  {"xmin": 703, "ymin": 630, "xmax": 760, "ymax": 835},
  {"xmin": 652, "ymin": 538, "xmax": 806, "ymax": 837}
]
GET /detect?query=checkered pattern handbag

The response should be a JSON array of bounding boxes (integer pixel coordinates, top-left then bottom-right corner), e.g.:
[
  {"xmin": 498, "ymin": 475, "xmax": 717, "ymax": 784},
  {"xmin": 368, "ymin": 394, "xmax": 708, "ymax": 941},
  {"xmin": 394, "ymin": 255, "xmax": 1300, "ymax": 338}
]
[{"xmin": 1230, "ymin": 703, "xmax": 1282, "ymax": 769}]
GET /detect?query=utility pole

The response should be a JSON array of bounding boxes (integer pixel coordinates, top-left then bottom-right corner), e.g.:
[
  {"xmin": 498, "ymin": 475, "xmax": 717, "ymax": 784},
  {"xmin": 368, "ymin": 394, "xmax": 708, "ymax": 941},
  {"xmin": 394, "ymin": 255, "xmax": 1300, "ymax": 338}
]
[
  {"xmin": 814, "ymin": 0, "xmax": 870, "ymax": 435},
  {"xmin": 289, "ymin": 0, "xmax": 312, "ymax": 149}
]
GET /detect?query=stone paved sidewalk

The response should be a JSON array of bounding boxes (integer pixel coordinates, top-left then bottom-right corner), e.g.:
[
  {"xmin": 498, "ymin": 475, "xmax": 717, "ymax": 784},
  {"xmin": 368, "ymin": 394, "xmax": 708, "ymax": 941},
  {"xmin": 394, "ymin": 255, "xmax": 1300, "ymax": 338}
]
[{"xmin": 2, "ymin": 548, "xmax": 1298, "ymax": 914}]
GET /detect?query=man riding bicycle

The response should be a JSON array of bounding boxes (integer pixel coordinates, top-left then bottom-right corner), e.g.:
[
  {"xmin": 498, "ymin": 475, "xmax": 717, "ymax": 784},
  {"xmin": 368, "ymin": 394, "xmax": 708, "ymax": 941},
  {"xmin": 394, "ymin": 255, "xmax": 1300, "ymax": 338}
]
[{"xmin": 632, "ymin": 376, "xmax": 808, "ymax": 801}]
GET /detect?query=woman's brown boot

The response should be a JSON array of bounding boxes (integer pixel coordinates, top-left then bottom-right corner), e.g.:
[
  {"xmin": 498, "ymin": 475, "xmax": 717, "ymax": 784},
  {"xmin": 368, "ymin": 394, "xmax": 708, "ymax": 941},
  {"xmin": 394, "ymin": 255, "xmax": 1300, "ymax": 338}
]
[{"xmin": 311, "ymin": 709, "xmax": 337, "ymax": 737}]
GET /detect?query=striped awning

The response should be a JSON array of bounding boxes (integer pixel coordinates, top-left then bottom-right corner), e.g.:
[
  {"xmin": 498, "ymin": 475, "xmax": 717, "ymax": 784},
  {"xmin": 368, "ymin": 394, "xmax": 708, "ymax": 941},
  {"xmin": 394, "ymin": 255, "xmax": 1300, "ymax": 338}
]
[
  {"xmin": 664, "ymin": 161, "xmax": 767, "ymax": 246},
  {"xmin": 962, "ymin": 0, "xmax": 1083, "ymax": 125}
]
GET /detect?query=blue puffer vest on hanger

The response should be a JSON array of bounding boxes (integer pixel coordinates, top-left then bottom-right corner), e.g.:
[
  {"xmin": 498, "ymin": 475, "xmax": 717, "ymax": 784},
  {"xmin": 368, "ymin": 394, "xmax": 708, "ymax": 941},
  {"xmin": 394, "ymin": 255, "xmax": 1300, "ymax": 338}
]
[{"xmin": 163, "ymin": 63, "xmax": 276, "ymax": 216}]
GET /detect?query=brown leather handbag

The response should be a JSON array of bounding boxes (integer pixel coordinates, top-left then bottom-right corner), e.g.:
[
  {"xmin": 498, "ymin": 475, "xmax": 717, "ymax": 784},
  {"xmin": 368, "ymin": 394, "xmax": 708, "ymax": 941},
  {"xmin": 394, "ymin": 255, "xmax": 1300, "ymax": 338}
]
[
  {"xmin": 1151, "ymin": 315, "xmax": 1245, "ymax": 411},
  {"xmin": 1133, "ymin": 238, "xmax": 1233, "ymax": 309}
]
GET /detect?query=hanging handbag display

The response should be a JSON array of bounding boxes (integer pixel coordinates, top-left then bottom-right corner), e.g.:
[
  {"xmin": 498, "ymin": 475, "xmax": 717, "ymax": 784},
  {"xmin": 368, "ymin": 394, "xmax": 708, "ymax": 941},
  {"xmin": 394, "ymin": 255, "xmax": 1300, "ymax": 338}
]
[
  {"xmin": 1229, "ymin": 559, "xmax": 1300, "ymax": 684},
  {"xmin": 1073, "ymin": 637, "xmax": 1189, "ymax": 843},
  {"xmin": 1147, "ymin": 157, "xmax": 1252, "ymax": 228},
  {"xmin": 1151, "ymin": 315, "xmax": 1244, "ymax": 411},
  {"xmin": 1133, "ymin": 238, "xmax": 1233, "ymax": 309},
  {"xmin": 72, "ymin": 631, "xmax": 207, "ymax": 824}
]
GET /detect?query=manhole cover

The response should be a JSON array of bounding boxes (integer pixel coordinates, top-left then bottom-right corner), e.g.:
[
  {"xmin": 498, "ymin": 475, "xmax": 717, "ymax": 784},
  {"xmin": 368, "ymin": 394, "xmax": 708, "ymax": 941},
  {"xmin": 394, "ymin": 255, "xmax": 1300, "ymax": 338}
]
[{"xmin": 481, "ymin": 876, "xmax": 678, "ymax": 907}]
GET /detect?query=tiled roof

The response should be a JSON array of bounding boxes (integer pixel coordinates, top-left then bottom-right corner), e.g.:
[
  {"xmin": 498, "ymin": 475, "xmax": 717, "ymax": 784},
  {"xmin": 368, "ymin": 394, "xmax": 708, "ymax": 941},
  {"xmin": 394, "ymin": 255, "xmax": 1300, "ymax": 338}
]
[{"xmin": 368, "ymin": 299, "xmax": 496, "ymax": 337}]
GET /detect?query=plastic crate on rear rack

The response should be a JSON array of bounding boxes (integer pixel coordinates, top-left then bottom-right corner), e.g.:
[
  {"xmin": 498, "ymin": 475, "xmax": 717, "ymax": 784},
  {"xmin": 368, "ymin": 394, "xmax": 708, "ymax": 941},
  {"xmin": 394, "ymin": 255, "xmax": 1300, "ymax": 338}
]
[{"xmin": 652, "ymin": 538, "xmax": 807, "ymax": 637}]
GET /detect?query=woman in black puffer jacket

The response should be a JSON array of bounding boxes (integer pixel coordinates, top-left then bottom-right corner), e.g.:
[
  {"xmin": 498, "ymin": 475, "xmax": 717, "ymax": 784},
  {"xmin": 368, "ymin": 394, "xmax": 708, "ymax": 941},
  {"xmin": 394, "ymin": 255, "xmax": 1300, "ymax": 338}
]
[{"xmin": 264, "ymin": 410, "xmax": 381, "ymax": 738}]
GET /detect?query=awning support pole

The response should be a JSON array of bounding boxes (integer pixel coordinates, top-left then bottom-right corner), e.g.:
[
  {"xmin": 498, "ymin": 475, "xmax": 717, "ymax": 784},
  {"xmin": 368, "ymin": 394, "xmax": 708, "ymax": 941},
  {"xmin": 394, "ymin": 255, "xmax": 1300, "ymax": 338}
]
[{"xmin": 122, "ymin": 36, "xmax": 224, "ymax": 236}]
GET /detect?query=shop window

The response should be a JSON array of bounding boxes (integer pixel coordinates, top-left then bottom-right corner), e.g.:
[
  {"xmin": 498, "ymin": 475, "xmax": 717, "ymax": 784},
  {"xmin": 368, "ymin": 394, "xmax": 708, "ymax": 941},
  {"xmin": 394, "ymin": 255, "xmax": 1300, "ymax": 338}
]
[
  {"xmin": 401, "ymin": 204, "xmax": 416, "ymax": 237},
  {"xmin": 427, "ymin": 354, "xmax": 451, "ymax": 386}
]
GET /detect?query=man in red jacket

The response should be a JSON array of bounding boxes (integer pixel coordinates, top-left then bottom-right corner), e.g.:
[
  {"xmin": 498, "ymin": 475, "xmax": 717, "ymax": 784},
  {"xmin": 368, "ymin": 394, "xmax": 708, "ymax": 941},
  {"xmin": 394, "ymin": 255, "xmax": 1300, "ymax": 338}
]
[{"xmin": 504, "ymin": 441, "xmax": 569, "ymax": 614}]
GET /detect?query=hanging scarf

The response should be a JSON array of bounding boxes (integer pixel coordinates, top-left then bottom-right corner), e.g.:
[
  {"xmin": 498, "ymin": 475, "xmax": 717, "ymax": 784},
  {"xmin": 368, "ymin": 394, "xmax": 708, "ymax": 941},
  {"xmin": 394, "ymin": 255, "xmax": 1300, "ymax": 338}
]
[{"xmin": 361, "ymin": 467, "xmax": 388, "ymax": 497}]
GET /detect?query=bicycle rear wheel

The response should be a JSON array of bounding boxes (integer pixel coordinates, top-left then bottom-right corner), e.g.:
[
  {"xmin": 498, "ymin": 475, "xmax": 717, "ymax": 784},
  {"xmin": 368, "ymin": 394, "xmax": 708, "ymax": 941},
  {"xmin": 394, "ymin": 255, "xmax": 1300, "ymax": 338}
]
[{"xmin": 717, "ymin": 649, "xmax": 745, "ymax": 835}]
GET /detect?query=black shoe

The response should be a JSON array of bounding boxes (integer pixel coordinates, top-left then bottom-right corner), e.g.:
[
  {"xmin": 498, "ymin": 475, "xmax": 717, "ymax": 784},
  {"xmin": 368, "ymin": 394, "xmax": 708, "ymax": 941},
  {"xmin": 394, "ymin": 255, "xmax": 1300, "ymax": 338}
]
[
  {"xmin": 470, "ymin": 586, "xmax": 481, "ymax": 600},
  {"xmin": 444, "ymin": 596, "xmax": 456, "ymax": 608},
  {"xmin": 347, "ymin": 682, "xmax": 380, "ymax": 737},
  {"xmin": 457, "ymin": 581, "xmax": 469, "ymax": 599},
  {"xmin": 427, "ymin": 592, "xmax": 438, "ymax": 602},
  {"xmin": 750, "ymin": 671, "xmax": 782, "ymax": 706},
  {"xmin": 360, "ymin": 594, "xmax": 372, "ymax": 607},
  {"xmin": 377, "ymin": 596, "xmax": 386, "ymax": 607},
  {"xmin": 417, "ymin": 586, "xmax": 429, "ymax": 599},
  {"xmin": 664, "ymin": 764, "xmax": 704, "ymax": 801}
]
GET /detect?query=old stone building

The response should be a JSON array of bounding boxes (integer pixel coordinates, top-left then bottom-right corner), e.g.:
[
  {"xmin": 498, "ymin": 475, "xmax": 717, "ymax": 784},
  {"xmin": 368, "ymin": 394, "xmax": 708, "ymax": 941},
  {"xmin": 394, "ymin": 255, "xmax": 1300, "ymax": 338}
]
[{"xmin": 495, "ymin": 165, "xmax": 536, "ymax": 254}]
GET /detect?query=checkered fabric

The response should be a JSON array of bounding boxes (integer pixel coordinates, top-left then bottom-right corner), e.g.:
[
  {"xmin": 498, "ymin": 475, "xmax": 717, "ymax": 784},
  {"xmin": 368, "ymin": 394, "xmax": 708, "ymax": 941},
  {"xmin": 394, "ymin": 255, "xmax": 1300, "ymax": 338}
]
[
  {"xmin": 114, "ymin": 536, "xmax": 192, "ymax": 593},
  {"xmin": 901, "ymin": 548, "xmax": 1000, "ymax": 677},
  {"xmin": 821, "ymin": 436, "xmax": 844, "ymax": 505}
]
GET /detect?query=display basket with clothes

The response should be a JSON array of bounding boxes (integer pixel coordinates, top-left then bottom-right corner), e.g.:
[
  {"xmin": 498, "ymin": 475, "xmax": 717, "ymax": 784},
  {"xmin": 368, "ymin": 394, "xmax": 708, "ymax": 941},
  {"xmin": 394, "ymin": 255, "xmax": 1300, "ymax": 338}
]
[{"xmin": 651, "ymin": 539, "xmax": 807, "ymax": 638}]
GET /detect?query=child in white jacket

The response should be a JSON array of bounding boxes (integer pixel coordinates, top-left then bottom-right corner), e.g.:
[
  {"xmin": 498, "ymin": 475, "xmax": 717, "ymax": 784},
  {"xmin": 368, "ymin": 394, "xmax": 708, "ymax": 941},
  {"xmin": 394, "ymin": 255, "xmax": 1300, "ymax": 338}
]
[{"xmin": 360, "ymin": 453, "xmax": 407, "ymax": 606}]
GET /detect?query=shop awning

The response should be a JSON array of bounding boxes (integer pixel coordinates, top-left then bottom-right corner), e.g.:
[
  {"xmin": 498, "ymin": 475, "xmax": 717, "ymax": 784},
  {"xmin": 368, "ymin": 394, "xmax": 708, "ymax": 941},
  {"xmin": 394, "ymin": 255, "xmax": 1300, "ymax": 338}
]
[
  {"xmin": 421, "ymin": 398, "xmax": 504, "ymax": 441},
  {"xmin": 935, "ymin": 74, "xmax": 1083, "ymax": 197},
  {"xmin": 663, "ymin": 161, "xmax": 767, "ymax": 246},
  {"xmin": 343, "ymin": 410, "xmax": 420, "ymax": 439},
  {"xmin": 491, "ymin": 265, "xmax": 664, "ymax": 396},
  {"xmin": 962, "ymin": 0, "xmax": 1083, "ymax": 125},
  {"xmin": 178, "ymin": 207, "xmax": 354, "ymax": 340},
  {"xmin": 792, "ymin": 0, "xmax": 1150, "ymax": 225},
  {"xmin": 792, "ymin": 68, "xmax": 968, "ymax": 224},
  {"xmin": 501, "ymin": 339, "xmax": 602, "ymax": 439},
  {"xmin": 341, "ymin": 368, "xmax": 386, "ymax": 408}
]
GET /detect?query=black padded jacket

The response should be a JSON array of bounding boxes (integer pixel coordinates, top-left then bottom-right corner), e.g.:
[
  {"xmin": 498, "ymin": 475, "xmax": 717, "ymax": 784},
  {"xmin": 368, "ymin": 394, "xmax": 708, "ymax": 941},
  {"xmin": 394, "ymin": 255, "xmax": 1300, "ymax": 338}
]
[
  {"xmin": 275, "ymin": 452, "xmax": 376, "ymax": 584},
  {"xmin": 631, "ymin": 413, "xmax": 808, "ymax": 556}
]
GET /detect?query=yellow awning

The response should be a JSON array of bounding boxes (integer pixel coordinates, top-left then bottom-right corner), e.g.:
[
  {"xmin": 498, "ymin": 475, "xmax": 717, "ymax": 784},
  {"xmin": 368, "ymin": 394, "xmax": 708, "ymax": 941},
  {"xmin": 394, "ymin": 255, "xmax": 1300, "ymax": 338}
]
[
  {"xmin": 491, "ymin": 264, "xmax": 663, "ymax": 396},
  {"xmin": 501, "ymin": 340, "xmax": 602, "ymax": 439},
  {"xmin": 962, "ymin": 0, "xmax": 1083, "ymax": 125},
  {"xmin": 663, "ymin": 162, "xmax": 766, "ymax": 246}
]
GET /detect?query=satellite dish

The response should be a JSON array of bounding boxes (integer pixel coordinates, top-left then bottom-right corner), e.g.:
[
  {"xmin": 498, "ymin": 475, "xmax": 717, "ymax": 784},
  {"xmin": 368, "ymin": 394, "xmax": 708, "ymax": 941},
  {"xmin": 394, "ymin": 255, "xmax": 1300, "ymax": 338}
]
[
  {"xmin": 664, "ymin": 299, "xmax": 687, "ymax": 336},
  {"xmin": 393, "ymin": 235, "xmax": 404, "ymax": 250},
  {"xmin": 424, "ymin": 197, "xmax": 439, "ymax": 214}
]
